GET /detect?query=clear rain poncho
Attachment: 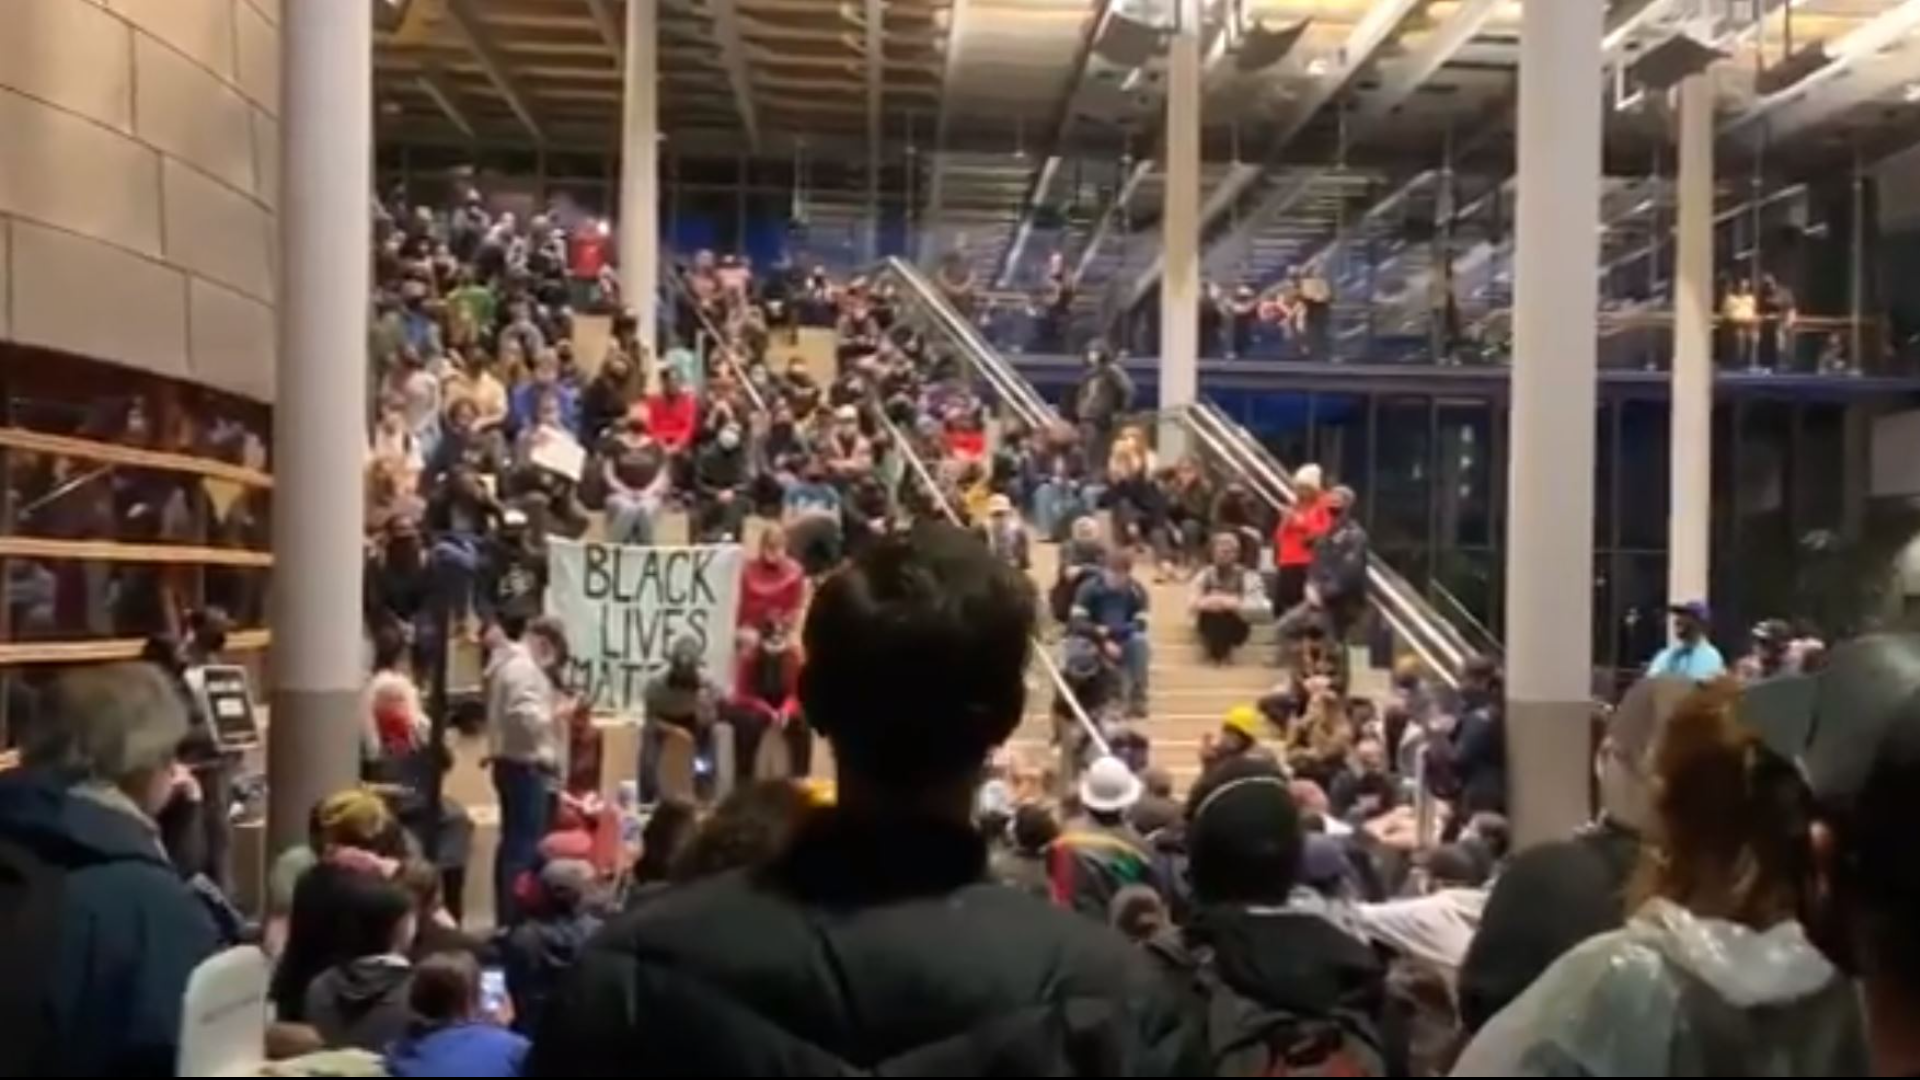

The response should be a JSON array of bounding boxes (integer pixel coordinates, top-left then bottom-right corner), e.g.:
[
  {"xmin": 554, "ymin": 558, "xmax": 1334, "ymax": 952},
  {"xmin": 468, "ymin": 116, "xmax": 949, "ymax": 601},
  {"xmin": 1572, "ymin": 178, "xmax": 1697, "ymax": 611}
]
[{"xmin": 1452, "ymin": 898, "xmax": 1868, "ymax": 1076}]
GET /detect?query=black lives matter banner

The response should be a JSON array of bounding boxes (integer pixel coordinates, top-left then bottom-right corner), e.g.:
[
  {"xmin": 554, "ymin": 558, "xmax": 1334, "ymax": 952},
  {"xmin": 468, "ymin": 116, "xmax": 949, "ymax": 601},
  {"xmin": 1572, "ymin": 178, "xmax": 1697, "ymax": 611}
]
[{"xmin": 545, "ymin": 539, "xmax": 744, "ymax": 716}]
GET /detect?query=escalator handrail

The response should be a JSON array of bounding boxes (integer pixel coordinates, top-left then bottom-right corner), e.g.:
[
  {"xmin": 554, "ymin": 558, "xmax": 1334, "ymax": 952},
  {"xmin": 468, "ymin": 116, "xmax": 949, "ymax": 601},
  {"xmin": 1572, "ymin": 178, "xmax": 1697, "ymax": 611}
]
[
  {"xmin": 1172, "ymin": 407, "xmax": 1466, "ymax": 691},
  {"xmin": 878, "ymin": 258, "xmax": 1057, "ymax": 433},
  {"xmin": 1184, "ymin": 401, "xmax": 1486, "ymax": 675}
]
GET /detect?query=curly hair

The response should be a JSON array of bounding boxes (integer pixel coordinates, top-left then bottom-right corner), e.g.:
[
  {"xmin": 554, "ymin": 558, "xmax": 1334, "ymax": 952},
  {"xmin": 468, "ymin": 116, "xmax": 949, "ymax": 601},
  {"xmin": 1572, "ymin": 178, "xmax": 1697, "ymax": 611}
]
[{"xmin": 1633, "ymin": 678, "xmax": 1815, "ymax": 930}]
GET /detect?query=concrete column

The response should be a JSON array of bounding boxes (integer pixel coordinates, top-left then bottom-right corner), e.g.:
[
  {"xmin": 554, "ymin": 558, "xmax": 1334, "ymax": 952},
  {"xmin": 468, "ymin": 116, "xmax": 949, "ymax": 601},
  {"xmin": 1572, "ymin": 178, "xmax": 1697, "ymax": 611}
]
[
  {"xmin": 1670, "ymin": 74, "xmax": 1714, "ymax": 607},
  {"xmin": 269, "ymin": 0, "xmax": 371, "ymax": 856},
  {"xmin": 621, "ymin": 0, "xmax": 660, "ymax": 351},
  {"xmin": 1159, "ymin": 0, "xmax": 1203, "ymax": 456},
  {"xmin": 1505, "ymin": 0, "xmax": 1603, "ymax": 849}
]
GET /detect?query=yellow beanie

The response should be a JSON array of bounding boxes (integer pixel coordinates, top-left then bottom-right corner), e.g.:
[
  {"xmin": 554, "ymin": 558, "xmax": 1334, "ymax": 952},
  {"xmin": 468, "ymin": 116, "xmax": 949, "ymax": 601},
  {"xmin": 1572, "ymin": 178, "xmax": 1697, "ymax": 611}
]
[{"xmin": 1224, "ymin": 705, "xmax": 1264, "ymax": 742}]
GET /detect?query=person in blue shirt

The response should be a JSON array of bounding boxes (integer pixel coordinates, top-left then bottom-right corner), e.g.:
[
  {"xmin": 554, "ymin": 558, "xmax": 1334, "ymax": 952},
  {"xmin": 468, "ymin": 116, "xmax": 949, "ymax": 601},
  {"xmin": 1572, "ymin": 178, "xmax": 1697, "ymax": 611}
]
[
  {"xmin": 387, "ymin": 953, "xmax": 529, "ymax": 1077},
  {"xmin": 508, "ymin": 350, "xmax": 580, "ymax": 439},
  {"xmin": 1072, "ymin": 549, "xmax": 1152, "ymax": 718},
  {"xmin": 1646, "ymin": 601, "xmax": 1727, "ymax": 681}
]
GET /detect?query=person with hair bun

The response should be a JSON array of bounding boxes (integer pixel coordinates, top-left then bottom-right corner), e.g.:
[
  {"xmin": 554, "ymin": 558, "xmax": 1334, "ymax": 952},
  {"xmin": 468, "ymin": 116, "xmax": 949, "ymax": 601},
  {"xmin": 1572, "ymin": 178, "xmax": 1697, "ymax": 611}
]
[{"xmin": 1455, "ymin": 678, "xmax": 1868, "ymax": 1076}]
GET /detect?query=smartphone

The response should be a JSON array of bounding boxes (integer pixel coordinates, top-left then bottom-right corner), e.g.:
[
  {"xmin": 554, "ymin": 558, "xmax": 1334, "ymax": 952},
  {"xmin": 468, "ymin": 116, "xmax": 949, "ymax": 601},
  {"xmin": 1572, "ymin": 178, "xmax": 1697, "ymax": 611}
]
[{"xmin": 480, "ymin": 968, "xmax": 509, "ymax": 1018}]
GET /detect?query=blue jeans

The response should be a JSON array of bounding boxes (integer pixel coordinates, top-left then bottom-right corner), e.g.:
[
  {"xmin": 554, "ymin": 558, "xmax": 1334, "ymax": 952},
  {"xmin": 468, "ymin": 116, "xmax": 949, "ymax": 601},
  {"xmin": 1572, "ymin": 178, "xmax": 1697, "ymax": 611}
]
[
  {"xmin": 433, "ymin": 535, "xmax": 483, "ymax": 619},
  {"xmin": 605, "ymin": 491, "xmax": 658, "ymax": 546},
  {"xmin": 491, "ymin": 759, "xmax": 551, "ymax": 927},
  {"xmin": 1034, "ymin": 481, "xmax": 1088, "ymax": 542}
]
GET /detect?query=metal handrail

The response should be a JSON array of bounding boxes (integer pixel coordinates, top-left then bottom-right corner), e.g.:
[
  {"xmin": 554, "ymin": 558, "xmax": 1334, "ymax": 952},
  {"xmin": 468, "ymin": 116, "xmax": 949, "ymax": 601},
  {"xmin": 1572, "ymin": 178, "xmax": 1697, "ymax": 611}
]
[
  {"xmin": 878, "ymin": 258, "xmax": 1057, "ymax": 433},
  {"xmin": 660, "ymin": 260, "xmax": 771, "ymax": 420},
  {"xmin": 870, "ymin": 410, "xmax": 1109, "ymax": 761},
  {"xmin": 1184, "ymin": 401, "xmax": 1485, "ymax": 684},
  {"xmin": 1172, "ymin": 405, "xmax": 1464, "ymax": 691},
  {"xmin": 1429, "ymin": 578, "xmax": 1504, "ymax": 662},
  {"xmin": 878, "ymin": 259, "xmax": 1495, "ymax": 688}
]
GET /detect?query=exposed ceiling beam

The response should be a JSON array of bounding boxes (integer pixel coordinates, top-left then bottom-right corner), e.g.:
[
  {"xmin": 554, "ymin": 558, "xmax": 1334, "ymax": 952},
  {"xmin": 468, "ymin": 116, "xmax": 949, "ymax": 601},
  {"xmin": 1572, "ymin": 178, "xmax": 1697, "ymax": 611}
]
[
  {"xmin": 711, "ymin": 0, "xmax": 765, "ymax": 152},
  {"xmin": 1116, "ymin": 0, "xmax": 1433, "ymax": 313},
  {"xmin": 921, "ymin": 0, "xmax": 976, "ymax": 260},
  {"xmin": 582, "ymin": 0, "xmax": 625, "ymax": 62},
  {"xmin": 444, "ymin": 0, "xmax": 547, "ymax": 144},
  {"xmin": 417, "ymin": 66, "xmax": 477, "ymax": 140},
  {"xmin": 994, "ymin": 0, "xmax": 1119, "ymax": 287},
  {"xmin": 1066, "ymin": 0, "xmax": 1240, "ymax": 285},
  {"xmin": 1353, "ymin": 0, "xmax": 1505, "ymax": 125},
  {"xmin": 1725, "ymin": 0, "xmax": 1920, "ymax": 146}
]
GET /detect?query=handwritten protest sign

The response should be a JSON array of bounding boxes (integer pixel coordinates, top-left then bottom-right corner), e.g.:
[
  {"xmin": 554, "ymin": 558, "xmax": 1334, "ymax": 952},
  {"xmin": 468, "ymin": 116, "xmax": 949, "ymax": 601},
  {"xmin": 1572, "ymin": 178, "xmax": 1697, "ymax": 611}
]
[{"xmin": 546, "ymin": 539, "xmax": 743, "ymax": 716}]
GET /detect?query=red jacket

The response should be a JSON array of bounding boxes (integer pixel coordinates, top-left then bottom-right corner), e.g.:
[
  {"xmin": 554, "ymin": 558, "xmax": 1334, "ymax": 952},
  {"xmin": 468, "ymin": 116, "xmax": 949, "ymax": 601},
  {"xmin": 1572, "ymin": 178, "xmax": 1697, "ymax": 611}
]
[
  {"xmin": 644, "ymin": 392, "xmax": 699, "ymax": 453},
  {"xmin": 1276, "ymin": 495, "xmax": 1332, "ymax": 568},
  {"xmin": 739, "ymin": 555, "xmax": 807, "ymax": 632}
]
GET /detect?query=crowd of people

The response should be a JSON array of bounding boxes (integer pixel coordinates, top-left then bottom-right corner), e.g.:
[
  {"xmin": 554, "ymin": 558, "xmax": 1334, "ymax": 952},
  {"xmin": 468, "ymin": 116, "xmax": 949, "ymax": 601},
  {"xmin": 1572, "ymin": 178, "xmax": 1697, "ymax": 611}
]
[
  {"xmin": 4, "ymin": 528, "xmax": 1920, "ymax": 1076},
  {"xmin": 3, "ymin": 182, "xmax": 1918, "ymax": 1080}
]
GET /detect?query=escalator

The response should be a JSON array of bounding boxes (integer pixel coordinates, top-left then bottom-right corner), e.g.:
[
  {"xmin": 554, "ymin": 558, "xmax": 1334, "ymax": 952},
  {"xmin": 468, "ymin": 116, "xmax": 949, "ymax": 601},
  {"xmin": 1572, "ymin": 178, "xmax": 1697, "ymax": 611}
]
[{"xmin": 878, "ymin": 255, "xmax": 1498, "ymax": 689}]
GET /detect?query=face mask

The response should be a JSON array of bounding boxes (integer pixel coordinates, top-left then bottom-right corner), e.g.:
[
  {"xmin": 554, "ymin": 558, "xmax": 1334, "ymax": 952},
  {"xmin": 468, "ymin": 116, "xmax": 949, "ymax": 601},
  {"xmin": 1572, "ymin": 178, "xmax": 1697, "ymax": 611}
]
[{"xmin": 719, "ymin": 429, "xmax": 742, "ymax": 451}]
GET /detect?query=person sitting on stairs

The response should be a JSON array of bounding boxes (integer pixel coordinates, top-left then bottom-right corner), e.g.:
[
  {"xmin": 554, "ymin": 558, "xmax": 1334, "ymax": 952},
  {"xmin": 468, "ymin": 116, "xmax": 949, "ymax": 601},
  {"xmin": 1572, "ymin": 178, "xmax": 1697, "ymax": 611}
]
[
  {"xmin": 1189, "ymin": 532, "xmax": 1272, "ymax": 664},
  {"xmin": 1071, "ymin": 549, "xmax": 1152, "ymax": 719}
]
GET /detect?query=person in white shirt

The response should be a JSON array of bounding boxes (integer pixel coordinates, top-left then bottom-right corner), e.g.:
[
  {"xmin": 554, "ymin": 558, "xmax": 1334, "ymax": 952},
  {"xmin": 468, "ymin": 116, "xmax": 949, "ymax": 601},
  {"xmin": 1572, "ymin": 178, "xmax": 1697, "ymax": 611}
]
[{"xmin": 486, "ymin": 617, "xmax": 569, "ymax": 926}]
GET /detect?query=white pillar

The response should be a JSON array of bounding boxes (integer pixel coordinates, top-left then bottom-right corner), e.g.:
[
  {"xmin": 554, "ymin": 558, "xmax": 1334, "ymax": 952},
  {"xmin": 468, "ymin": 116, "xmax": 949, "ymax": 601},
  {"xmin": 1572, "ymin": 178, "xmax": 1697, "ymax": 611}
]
[
  {"xmin": 621, "ymin": 0, "xmax": 660, "ymax": 352},
  {"xmin": 1159, "ymin": 0, "xmax": 1202, "ymax": 456},
  {"xmin": 1505, "ymin": 0, "xmax": 1603, "ymax": 849},
  {"xmin": 270, "ymin": 0, "xmax": 371, "ymax": 856},
  {"xmin": 1670, "ymin": 74, "xmax": 1714, "ymax": 607}
]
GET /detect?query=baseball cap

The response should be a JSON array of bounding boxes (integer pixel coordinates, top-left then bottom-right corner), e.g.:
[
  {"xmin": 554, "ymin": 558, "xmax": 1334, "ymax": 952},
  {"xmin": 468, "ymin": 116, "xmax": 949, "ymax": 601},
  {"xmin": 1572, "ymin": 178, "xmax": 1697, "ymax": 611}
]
[
  {"xmin": 1079, "ymin": 755, "xmax": 1144, "ymax": 814},
  {"xmin": 1669, "ymin": 600, "xmax": 1712, "ymax": 623},
  {"xmin": 1737, "ymin": 634, "xmax": 1920, "ymax": 807}
]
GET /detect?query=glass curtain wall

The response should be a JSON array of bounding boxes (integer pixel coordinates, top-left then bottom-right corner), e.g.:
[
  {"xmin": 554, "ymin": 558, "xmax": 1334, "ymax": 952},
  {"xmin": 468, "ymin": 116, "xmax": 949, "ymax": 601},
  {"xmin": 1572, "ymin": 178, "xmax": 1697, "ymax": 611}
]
[{"xmin": 1214, "ymin": 387, "xmax": 1879, "ymax": 677}]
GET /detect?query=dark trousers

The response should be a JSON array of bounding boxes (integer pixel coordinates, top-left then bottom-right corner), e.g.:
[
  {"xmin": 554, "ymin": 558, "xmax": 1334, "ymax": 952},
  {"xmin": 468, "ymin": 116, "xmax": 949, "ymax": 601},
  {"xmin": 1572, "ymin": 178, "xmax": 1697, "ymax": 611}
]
[
  {"xmin": 491, "ymin": 759, "xmax": 550, "ymax": 927},
  {"xmin": 1197, "ymin": 610, "xmax": 1252, "ymax": 663}
]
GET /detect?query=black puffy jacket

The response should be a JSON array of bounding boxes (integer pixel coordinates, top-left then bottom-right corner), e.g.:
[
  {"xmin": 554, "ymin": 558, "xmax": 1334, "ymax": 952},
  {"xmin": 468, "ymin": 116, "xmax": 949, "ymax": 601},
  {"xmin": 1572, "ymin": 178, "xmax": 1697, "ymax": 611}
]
[{"xmin": 527, "ymin": 810, "xmax": 1205, "ymax": 1076}]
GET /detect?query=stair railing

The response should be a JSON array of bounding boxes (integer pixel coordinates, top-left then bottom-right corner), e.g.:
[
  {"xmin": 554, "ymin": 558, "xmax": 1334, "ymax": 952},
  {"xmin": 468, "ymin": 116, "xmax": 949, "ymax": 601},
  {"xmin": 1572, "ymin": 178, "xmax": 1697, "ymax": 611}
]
[{"xmin": 871, "ymin": 410, "xmax": 1110, "ymax": 766}]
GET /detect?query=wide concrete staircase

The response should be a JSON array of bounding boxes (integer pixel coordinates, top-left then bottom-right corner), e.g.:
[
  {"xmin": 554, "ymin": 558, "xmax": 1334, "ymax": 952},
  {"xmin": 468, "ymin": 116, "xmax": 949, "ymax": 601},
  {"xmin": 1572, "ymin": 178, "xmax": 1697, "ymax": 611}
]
[{"xmin": 1007, "ymin": 541, "xmax": 1392, "ymax": 796}]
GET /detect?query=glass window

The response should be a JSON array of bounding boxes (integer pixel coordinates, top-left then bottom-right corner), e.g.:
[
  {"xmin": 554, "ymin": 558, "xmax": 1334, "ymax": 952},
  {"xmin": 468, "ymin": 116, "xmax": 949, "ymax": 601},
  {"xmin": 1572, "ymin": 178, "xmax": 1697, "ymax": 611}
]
[
  {"xmin": 1613, "ymin": 552, "xmax": 1670, "ymax": 673},
  {"xmin": 1246, "ymin": 393, "xmax": 1312, "ymax": 475},
  {"xmin": 1310, "ymin": 394, "xmax": 1371, "ymax": 497},
  {"xmin": 1616, "ymin": 398, "xmax": 1671, "ymax": 550},
  {"xmin": 1796, "ymin": 403, "xmax": 1845, "ymax": 535},
  {"xmin": 1372, "ymin": 397, "xmax": 1432, "ymax": 553},
  {"xmin": 1435, "ymin": 399, "xmax": 1494, "ymax": 548},
  {"xmin": 1596, "ymin": 401, "xmax": 1615, "ymax": 548}
]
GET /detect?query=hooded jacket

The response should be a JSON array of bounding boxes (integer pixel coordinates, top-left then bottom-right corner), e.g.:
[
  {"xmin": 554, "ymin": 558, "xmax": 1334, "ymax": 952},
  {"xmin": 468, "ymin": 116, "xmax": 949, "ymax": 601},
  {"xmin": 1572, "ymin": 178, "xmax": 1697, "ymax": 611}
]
[
  {"xmin": 0, "ymin": 770, "xmax": 220, "ymax": 1076},
  {"xmin": 503, "ymin": 909, "xmax": 602, "ymax": 1037},
  {"xmin": 306, "ymin": 956, "xmax": 415, "ymax": 1053},
  {"xmin": 527, "ymin": 810, "xmax": 1205, "ymax": 1076},
  {"xmin": 1454, "ymin": 898, "xmax": 1869, "ymax": 1076}
]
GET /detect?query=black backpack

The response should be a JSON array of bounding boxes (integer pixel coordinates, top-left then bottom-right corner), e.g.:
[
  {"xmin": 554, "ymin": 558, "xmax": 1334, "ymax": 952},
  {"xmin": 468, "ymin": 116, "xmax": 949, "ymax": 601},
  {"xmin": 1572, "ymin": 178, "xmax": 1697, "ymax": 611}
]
[
  {"xmin": 1198, "ymin": 965, "xmax": 1389, "ymax": 1078},
  {"xmin": 0, "ymin": 835, "xmax": 65, "ymax": 1074}
]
